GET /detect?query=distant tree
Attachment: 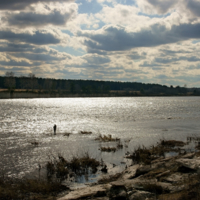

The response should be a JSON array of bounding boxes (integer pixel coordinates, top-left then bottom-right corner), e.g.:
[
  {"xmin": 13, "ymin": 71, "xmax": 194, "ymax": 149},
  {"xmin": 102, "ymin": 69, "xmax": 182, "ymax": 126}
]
[
  {"xmin": 28, "ymin": 73, "xmax": 36, "ymax": 78},
  {"xmin": 70, "ymin": 82, "xmax": 75, "ymax": 93},
  {"xmin": 44, "ymin": 79, "xmax": 53, "ymax": 91},
  {"xmin": 5, "ymin": 71, "xmax": 15, "ymax": 77},
  {"xmin": 28, "ymin": 73, "xmax": 38, "ymax": 90},
  {"xmin": 4, "ymin": 71, "xmax": 16, "ymax": 90}
]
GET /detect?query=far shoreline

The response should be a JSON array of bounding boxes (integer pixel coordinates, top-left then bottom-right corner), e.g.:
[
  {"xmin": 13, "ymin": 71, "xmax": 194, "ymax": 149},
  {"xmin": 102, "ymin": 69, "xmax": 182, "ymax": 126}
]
[{"xmin": 0, "ymin": 90, "xmax": 199, "ymax": 99}]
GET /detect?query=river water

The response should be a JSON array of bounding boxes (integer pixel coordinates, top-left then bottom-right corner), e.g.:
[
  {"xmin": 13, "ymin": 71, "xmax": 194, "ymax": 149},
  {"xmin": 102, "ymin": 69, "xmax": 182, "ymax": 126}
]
[{"xmin": 0, "ymin": 97, "xmax": 200, "ymax": 180}]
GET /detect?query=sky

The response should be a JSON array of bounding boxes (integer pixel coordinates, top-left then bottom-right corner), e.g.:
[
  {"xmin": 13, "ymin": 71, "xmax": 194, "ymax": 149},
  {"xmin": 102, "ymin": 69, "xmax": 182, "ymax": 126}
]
[{"xmin": 0, "ymin": 0, "xmax": 200, "ymax": 87}]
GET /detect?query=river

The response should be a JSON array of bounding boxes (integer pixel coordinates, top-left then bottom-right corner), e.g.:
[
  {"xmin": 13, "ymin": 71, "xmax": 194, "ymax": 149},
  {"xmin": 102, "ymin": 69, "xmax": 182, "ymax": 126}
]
[{"xmin": 0, "ymin": 97, "xmax": 200, "ymax": 180}]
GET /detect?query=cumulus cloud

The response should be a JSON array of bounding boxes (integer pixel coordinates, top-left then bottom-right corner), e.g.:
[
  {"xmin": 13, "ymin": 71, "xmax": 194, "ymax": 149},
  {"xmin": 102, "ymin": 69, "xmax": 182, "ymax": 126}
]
[
  {"xmin": 83, "ymin": 54, "xmax": 110, "ymax": 64},
  {"xmin": 14, "ymin": 52, "xmax": 71, "ymax": 62},
  {"xmin": 127, "ymin": 52, "xmax": 146, "ymax": 60},
  {"xmin": 136, "ymin": 0, "xmax": 177, "ymax": 14},
  {"xmin": 78, "ymin": 23, "xmax": 200, "ymax": 52},
  {"xmin": 2, "ymin": 10, "xmax": 75, "ymax": 27},
  {"xmin": 1, "ymin": 3, "xmax": 78, "ymax": 27},
  {"xmin": 0, "ymin": 30, "xmax": 60, "ymax": 45},
  {"xmin": 0, "ymin": 0, "xmax": 199, "ymax": 87},
  {"xmin": 187, "ymin": 0, "xmax": 200, "ymax": 17},
  {"xmin": 0, "ymin": 0, "xmax": 74, "ymax": 10}
]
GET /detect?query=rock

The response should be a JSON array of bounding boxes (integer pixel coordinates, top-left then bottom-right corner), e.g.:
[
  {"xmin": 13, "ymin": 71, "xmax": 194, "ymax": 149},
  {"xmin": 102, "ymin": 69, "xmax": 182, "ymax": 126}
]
[
  {"xmin": 176, "ymin": 158, "xmax": 200, "ymax": 171},
  {"xmin": 109, "ymin": 181, "xmax": 128, "ymax": 200},
  {"xmin": 57, "ymin": 184, "xmax": 111, "ymax": 200},
  {"xmin": 120, "ymin": 165, "xmax": 139, "ymax": 180},
  {"xmin": 161, "ymin": 173, "xmax": 188, "ymax": 184},
  {"xmin": 155, "ymin": 170, "xmax": 170, "ymax": 178},
  {"xmin": 181, "ymin": 152, "xmax": 195, "ymax": 159},
  {"xmin": 129, "ymin": 191, "xmax": 154, "ymax": 200},
  {"xmin": 135, "ymin": 165, "xmax": 152, "ymax": 177},
  {"xmin": 123, "ymin": 178, "xmax": 156, "ymax": 191}
]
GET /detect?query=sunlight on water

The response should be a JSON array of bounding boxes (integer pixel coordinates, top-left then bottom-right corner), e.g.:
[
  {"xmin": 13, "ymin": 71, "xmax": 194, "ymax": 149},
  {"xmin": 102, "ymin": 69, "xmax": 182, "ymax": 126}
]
[{"xmin": 0, "ymin": 97, "xmax": 200, "ymax": 178}]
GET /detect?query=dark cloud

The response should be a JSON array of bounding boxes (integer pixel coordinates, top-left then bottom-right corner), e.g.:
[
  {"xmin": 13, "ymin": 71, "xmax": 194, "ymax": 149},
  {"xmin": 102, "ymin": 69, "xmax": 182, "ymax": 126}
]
[
  {"xmin": 0, "ymin": 59, "xmax": 40, "ymax": 67},
  {"xmin": 78, "ymin": 23, "xmax": 200, "ymax": 52},
  {"xmin": 160, "ymin": 49, "xmax": 191, "ymax": 55},
  {"xmin": 187, "ymin": 64, "xmax": 200, "ymax": 70},
  {"xmin": 154, "ymin": 57, "xmax": 179, "ymax": 64},
  {"xmin": 14, "ymin": 52, "xmax": 71, "ymax": 62},
  {"xmin": 187, "ymin": 0, "xmax": 200, "ymax": 17},
  {"xmin": 140, "ymin": 61, "xmax": 162, "ymax": 68},
  {"xmin": 3, "ymin": 10, "xmax": 76, "ymax": 27},
  {"xmin": 84, "ymin": 55, "xmax": 110, "ymax": 64},
  {"xmin": 184, "ymin": 56, "xmax": 200, "ymax": 62},
  {"xmin": 125, "ymin": 68, "xmax": 148, "ymax": 74},
  {"xmin": 144, "ymin": 0, "xmax": 176, "ymax": 14},
  {"xmin": 0, "ymin": 42, "xmax": 48, "ymax": 53},
  {"xmin": 127, "ymin": 52, "xmax": 146, "ymax": 60},
  {"xmin": 154, "ymin": 74, "xmax": 168, "ymax": 79},
  {"xmin": 87, "ymin": 47, "xmax": 107, "ymax": 55},
  {"xmin": 154, "ymin": 56, "xmax": 200, "ymax": 64},
  {"xmin": 0, "ymin": 0, "xmax": 74, "ymax": 10},
  {"xmin": 0, "ymin": 30, "xmax": 60, "ymax": 45}
]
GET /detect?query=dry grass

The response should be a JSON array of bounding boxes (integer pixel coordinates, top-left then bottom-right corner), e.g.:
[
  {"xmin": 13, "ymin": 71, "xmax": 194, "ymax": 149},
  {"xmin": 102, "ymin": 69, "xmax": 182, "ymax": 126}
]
[
  {"xmin": 95, "ymin": 134, "xmax": 120, "ymax": 142},
  {"xmin": 100, "ymin": 147, "xmax": 117, "ymax": 152},
  {"xmin": 127, "ymin": 146, "xmax": 153, "ymax": 165},
  {"xmin": 69, "ymin": 153, "xmax": 100, "ymax": 174},
  {"xmin": 63, "ymin": 133, "xmax": 71, "ymax": 137},
  {"xmin": 0, "ymin": 176, "xmax": 66, "ymax": 200},
  {"xmin": 127, "ymin": 139, "xmax": 186, "ymax": 165},
  {"xmin": 47, "ymin": 153, "xmax": 100, "ymax": 180},
  {"xmin": 160, "ymin": 140, "xmax": 185, "ymax": 147},
  {"xmin": 80, "ymin": 131, "xmax": 92, "ymax": 135}
]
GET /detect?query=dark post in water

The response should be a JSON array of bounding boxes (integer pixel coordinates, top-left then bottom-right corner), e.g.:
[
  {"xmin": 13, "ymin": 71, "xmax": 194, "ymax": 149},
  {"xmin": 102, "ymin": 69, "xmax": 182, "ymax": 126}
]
[{"xmin": 53, "ymin": 124, "xmax": 57, "ymax": 135}]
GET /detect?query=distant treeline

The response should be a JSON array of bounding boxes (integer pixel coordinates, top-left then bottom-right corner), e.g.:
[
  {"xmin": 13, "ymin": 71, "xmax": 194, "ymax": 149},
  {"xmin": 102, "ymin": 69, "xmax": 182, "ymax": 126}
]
[{"xmin": 0, "ymin": 75, "xmax": 199, "ymax": 96}]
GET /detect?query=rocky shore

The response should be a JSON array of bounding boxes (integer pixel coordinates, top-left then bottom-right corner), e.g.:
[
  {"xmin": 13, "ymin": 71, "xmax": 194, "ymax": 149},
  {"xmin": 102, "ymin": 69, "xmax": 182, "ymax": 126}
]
[{"xmin": 57, "ymin": 139, "xmax": 200, "ymax": 200}]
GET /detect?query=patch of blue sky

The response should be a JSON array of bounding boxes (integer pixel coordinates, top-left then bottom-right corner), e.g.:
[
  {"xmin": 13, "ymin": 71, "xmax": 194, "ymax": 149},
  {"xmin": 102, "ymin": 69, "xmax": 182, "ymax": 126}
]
[
  {"xmin": 101, "ymin": 1, "xmax": 113, "ymax": 7},
  {"xmin": 192, "ymin": 40, "xmax": 200, "ymax": 44},
  {"xmin": 76, "ymin": 0, "xmax": 102, "ymax": 14},
  {"xmin": 138, "ymin": 12, "xmax": 171, "ymax": 18},
  {"xmin": 50, "ymin": 46, "xmax": 86, "ymax": 56},
  {"xmin": 61, "ymin": 30, "xmax": 74, "ymax": 36},
  {"xmin": 116, "ymin": 0, "xmax": 136, "ymax": 6}
]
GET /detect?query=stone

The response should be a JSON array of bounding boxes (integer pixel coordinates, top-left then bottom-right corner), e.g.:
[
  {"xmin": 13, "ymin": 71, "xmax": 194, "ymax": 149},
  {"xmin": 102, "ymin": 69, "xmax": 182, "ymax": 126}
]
[
  {"xmin": 129, "ymin": 191, "xmax": 154, "ymax": 200},
  {"xmin": 120, "ymin": 165, "xmax": 139, "ymax": 180},
  {"xmin": 109, "ymin": 181, "xmax": 128, "ymax": 200},
  {"xmin": 161, "ymin": 173, "xmax": 188, "ymax": 184},
  {"xmin": 181, "ymin": 152, "xmax": 195, "ymax": 159},
  {"xmin": 57, "ymin": 184, "xmax": 111, "ymax": 200},
  {"xmin": 155, "ymin": 170, "xmax": 170, "ymax": 178},
  {"xmin": 135, "ymin": 165, "xmax": 152, "ymax": 177},
  {"xmin": 176, "ymin": 158, "xmax": 200, "ymax": 171}
]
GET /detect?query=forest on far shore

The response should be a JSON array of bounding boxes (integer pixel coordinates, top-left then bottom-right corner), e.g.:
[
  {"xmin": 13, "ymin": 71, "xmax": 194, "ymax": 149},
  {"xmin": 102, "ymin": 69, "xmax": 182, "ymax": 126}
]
[{"xmin": 0, "ymin": 72, "xmax": 200, "ymax": 96}]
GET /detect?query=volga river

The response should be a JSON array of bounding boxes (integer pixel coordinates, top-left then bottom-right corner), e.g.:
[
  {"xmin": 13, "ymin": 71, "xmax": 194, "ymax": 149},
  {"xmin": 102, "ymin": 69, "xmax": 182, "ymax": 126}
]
[{"xmin": 0, "ymin": 97, "xmax": 200, "ymax": 181}]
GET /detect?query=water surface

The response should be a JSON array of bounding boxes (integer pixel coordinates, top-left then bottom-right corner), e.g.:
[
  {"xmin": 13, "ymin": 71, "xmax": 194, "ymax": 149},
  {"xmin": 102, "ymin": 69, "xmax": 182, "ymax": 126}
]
[{"xmin": 0, "ymin": 97, "xmax": 200, "ymax": 178}]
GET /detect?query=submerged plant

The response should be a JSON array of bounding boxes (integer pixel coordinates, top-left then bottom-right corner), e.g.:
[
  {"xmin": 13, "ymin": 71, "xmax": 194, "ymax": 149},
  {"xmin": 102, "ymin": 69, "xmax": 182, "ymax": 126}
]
[
  {"xmin": 100, "ymin": 147, "xmax": 117, "ymax": 152},
  {"xmin": 95, "ymin": 134, "xmax": 120, "ymax": 142}
]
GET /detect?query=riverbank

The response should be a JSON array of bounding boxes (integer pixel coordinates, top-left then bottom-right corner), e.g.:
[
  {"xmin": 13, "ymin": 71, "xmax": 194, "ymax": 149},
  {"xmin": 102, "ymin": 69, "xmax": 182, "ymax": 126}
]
[
  {"xmin": 0, "ymin": 90, "xmax": 116, "ymax": 99},
  {"xmin": 58, "ymin": 138, "xmax": 200, "ymax": 200},
  {"xmin": 1, "ymin": 137, "xmax": 200, "ymax": 200}
]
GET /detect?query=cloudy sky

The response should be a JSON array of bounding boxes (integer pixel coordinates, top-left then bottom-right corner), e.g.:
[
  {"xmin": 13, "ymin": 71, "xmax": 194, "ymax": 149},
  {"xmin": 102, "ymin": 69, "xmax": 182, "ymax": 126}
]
[{"xmin": 0, "ymin": 0, "xmax": 200, "ymax": 87}]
